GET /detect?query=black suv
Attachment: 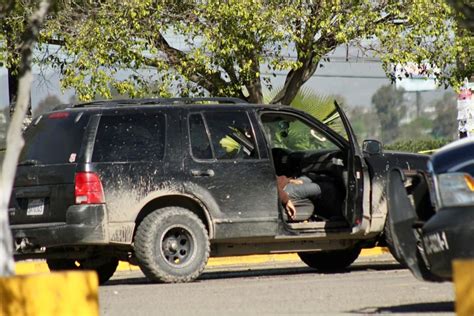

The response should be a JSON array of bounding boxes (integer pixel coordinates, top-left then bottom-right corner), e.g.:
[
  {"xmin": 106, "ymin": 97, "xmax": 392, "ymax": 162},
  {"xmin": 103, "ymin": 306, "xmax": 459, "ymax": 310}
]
[{"xmin": 10, "ymin": 97, "xmax": 428, "ymax": 284}]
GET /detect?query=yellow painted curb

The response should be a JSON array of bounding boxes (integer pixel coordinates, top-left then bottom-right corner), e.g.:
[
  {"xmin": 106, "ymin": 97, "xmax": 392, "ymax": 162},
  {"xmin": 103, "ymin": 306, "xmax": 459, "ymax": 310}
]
[
  {"xmin": 361, "ymin": 247, "xmax": 390, "ymax": 256},
  {"xmin": 0, "ymin": 271, "xmax": 98, "ymax": 316},
  {"xmin": 15, "ymin": 247, "xmax": 389, "ymax": 275},
  {"xmin": 207, "ymin": 247, "xmax": 388, "ymax": 267},
  {"xmin": 117, "ymin": 261, "xmax": 139, "ymax": 271},
  {"xmin": 208, "ymin": 253, "xmax": 299, "ymax": 267},
  {"xmin": 453, "ymin": 260, "xmax": 474, "ymax": 316}
]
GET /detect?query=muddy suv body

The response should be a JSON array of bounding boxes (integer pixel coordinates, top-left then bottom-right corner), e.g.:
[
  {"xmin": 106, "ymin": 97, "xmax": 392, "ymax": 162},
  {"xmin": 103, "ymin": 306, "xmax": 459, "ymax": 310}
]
[{"xmin": 10, "ymin": 98, "xmax": 428, "ymax": 283}]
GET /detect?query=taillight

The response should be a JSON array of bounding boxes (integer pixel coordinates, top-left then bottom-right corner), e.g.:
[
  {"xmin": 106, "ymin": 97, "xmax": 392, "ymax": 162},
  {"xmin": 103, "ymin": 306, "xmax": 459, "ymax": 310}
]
[
  {"xmin": 48, "ymin": 112, "xmax": 70, "ymax": 119},
  {"xmin": 74, "ymin": 172, "xmax": 105, "ymax": 204}
]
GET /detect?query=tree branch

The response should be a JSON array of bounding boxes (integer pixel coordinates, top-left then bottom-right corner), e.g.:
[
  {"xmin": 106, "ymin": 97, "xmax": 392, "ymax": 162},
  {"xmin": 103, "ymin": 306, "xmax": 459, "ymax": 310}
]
[
  {"xmin": 221, "ymin": 62, "xmax": 247, "ymax": 100},
  {"xmin": 0, "ymin": 1, "xmax": 15, "ymax": 19},
  {"xmin": 153, "ymin": 33, "xmax": 229, "ymax": 95},
  {"xmin": 270, "ymin": 4, "xmax": 333, "ymax": 105},
  {"xmin": 0, "ymin": 0, "xmax": 50, "ymax": 277},
  {"xmin": 270, "ymin": 31, "xmax": 337, "ymax": 105}
]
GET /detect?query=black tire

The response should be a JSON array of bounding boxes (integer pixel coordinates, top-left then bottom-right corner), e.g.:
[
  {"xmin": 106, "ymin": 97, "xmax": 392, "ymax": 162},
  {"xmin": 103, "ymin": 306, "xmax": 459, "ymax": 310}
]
[
  {"xmin": 383, "ymin": 216, "xmax": 406, "ymax": 266},
  {"xmin": 47, "ymin": 258, "xmax": 78, "ymax": 271},
  {"xmin": 134, "ymin": 207, "xmax": 210, "ymax": 283},
  {"xmin": 298, "ymin": 246, "xmax": 361, "ymax": 272},
  {"xmin": 81, "ymin": 258, "xmax": 119, "ymax": 285},
  {"xmin": 47, "ymin": 258, "xmax": 119, "ymax": 285}
]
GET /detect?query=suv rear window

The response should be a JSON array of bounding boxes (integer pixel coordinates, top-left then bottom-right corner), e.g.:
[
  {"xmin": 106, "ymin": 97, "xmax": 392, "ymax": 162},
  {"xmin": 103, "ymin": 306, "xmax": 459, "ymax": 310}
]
[
  {"xmin": 20, "ymin": 112, "xmax": 88, "ymax": 165},
  {"xmin": 92, "ymin": 113, "xmax": 165, "ymax": 162}
]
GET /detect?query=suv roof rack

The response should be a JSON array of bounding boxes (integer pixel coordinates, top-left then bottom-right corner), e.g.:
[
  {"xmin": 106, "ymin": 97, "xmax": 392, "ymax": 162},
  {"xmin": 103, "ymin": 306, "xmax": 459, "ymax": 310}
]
[{"xmin": 64, "ymin": 97, "xmax": 248, "ymax": 109}]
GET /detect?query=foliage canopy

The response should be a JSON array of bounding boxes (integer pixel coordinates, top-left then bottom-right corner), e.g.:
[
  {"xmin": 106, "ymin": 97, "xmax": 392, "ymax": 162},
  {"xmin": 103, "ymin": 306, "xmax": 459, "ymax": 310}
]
[{"xmin": 1, "ymin": 0, "xmax": 472, "ymax": 104}]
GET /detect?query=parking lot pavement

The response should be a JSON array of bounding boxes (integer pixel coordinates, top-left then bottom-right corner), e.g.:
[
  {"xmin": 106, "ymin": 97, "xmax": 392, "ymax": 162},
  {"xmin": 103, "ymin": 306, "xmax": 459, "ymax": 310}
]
[
  {"xmin": 106, "ymin": 250, "xmax": 397, "ymax": 284},
  {"xmin": 100, "ymin": 253, "xmax": 454, "ymax": 316}
]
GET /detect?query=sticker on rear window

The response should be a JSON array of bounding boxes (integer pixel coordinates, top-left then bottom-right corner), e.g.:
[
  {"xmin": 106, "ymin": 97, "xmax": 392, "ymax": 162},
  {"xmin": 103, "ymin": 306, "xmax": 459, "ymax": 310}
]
[{"xmin": 69, "ymin": 153, "xmax": 77, "ymax": 163}]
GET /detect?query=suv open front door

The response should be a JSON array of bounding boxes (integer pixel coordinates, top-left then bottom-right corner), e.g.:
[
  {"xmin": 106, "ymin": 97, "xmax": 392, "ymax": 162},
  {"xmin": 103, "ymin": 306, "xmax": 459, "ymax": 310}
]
[
  {"xmin": 263, "ymin": 100, "xmax": 368, "ymax": 229},
  {"xmin": 329, "ymin": 101, "xmax": 368, "ymax": 229}
]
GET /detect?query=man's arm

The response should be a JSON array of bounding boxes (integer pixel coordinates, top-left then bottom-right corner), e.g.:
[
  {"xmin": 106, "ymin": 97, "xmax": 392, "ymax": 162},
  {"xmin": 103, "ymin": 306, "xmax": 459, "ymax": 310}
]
[
  {"xmin": 277, "ymin": 176, "xmax": 290, "ymax": 205},
  {"xmin": 285, "ymin": 200, "xmax": 296, "ymax": 220},
  {"xmin": 277, "ymin": 176, "xmax": 296, "ymax": 220}
]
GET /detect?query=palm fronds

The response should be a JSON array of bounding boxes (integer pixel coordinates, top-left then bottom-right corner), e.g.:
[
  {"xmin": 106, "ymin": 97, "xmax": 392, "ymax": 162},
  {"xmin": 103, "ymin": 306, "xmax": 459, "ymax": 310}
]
[{"xmin": 265, "ymin": 87, "xmax": 347, "ymax": 140}]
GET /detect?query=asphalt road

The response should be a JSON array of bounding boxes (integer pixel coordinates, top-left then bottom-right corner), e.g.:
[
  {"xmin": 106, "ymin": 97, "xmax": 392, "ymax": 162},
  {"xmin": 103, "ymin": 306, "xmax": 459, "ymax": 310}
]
[{"xmin": 99, "ymin": 254, "xmax": 455, "ymax": 315}]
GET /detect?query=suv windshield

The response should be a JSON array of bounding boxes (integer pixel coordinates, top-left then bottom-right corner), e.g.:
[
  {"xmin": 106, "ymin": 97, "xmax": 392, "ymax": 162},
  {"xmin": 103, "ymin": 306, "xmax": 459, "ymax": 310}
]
[{"xmin": 19, "ymin": 112, "xmax": 88, "ymax": 165}]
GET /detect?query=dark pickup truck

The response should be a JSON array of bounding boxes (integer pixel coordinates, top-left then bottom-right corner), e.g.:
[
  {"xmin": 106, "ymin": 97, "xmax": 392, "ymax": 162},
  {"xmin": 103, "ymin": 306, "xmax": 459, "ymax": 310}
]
[{"xmin": 388, "ymin": 137, "xmax": 474, "ymax": 282}]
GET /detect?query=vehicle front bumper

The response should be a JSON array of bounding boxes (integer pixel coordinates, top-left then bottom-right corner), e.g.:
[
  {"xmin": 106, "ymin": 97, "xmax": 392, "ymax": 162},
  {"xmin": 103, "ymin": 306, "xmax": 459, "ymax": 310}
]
[
  {"xmin": 11, "ymin": 204, "xmax": 109, "ymax": 255},
  {"xmin": 420, "ymin": 206, "xmax": 474, "ymax": 280}
]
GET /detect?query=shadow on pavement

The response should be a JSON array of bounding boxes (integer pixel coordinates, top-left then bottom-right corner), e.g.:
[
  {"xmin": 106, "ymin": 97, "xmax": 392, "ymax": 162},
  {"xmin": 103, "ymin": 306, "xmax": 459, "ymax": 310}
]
[
  {"xmin": 350, "ymin": 301, "xmax": 454, "ymax": 314},
  {"xmin": 201, "ymin": 262, "xmax": 404, "ymax": 281},
  {"xmin": 104, "ymin": 262, "xmax": 404, "ymax": 286},
  {"xmin": 104, "ymin": 276, "xmax": 150, "ymax": 286}
]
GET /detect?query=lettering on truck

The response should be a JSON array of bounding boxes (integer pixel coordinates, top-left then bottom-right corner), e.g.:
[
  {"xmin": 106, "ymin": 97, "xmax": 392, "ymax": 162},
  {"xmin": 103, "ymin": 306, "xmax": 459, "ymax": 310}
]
[{"xmin": 423, "ymin": 232, "xmax": 449, "ymax": 255}]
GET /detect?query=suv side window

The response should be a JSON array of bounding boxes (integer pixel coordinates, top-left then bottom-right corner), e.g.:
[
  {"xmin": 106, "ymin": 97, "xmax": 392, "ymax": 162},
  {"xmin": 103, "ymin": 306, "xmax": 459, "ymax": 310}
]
[
  {"xmin": 204, "ymin": 111, "xmax": 257, "ymax": 160},
  {"xmin": 189, "ymin": 114, "xmax": 213, "ymax": 160},
  {"xmin": 92, "ymin": 113, "xmax": 165, "ymax": 162}
]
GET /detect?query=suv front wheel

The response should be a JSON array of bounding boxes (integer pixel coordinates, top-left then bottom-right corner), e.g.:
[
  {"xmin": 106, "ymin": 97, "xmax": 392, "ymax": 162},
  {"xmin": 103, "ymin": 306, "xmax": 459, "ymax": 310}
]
[{"xmin": 134, "ymin": 207, "xmax": 210, "ymax": 283}]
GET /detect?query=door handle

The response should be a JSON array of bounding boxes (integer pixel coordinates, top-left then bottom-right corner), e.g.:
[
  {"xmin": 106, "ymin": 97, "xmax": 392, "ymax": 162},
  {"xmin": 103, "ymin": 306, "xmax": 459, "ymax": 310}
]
[{"xmin": 191, "ymin": 169, "xmax": 215, "ymax": 177}]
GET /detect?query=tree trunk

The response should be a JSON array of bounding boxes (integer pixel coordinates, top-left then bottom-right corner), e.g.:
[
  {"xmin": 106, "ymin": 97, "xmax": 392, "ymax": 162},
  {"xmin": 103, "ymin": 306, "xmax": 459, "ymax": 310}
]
[
  {"xmin": 7, "ymin": 67, "xmax": 31, "ymax": 118},
  {"xmin": 246, "ymin": 57, "xmax": 264, "ymax": 104},
  {"xmin": 246, "ymin": 84, "xmax": 263, "ymax": 103},
  {"xmin": 270, "ymin": 33, "xmax": 337, "ymax": 106},
  {"xmin": 270, "ymin": 53, "xmax": 320, "ymax": 105},
  {"xmin": 7, "ymin": 66, "xmax": 18, "ymax": 112},
  {"xmin": 5, "ymin": 67, "xmax": 32, "ymax": 118},
  {"xmin": 0, "ymin": 0, "xmax": 50, "ymax": 277},
  {"xmin": 3, "ymin": 21, "xmax": 24, "ymax": 117},
  {"xmin": 445, "ymin": 0, "xmax": 474, "ymax": 31}
]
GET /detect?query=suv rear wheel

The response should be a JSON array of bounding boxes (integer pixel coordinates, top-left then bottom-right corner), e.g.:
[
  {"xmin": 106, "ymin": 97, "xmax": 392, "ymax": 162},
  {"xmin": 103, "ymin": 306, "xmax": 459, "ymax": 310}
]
[
  {"xmin": 46, "ymin": 257, "xmax": 119, "ymax": 284},
  {"xmin": 46, "ymin": 258, "xmax": 77, "ymax": 270},
  {"xmin": 134, "ymin": 207, "xmax": 210, "ymax": 283},
  {"xmin": 297, "ymin": 246, "xmax": 361, "ymax": 272}
]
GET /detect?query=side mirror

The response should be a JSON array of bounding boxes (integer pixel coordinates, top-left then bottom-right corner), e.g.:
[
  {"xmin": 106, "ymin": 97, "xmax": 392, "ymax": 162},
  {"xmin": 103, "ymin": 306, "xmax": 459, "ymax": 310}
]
[{"xmin": 363, "ymin": 139, "xmax": 383, "ymax": 155}]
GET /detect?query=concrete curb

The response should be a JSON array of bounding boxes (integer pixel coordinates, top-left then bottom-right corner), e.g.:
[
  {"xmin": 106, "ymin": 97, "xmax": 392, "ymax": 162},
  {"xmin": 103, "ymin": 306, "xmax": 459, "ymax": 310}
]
[{"xmin": 15, "ymin": 247, "xmax": 389, "ymax": 275}]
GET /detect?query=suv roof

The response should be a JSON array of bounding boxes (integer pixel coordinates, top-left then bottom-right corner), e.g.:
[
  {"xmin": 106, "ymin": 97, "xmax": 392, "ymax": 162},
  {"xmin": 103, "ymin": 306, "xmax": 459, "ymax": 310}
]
[{"xmin": 54, "ymin": 97, "xmax": 252, "ymax": 110}]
